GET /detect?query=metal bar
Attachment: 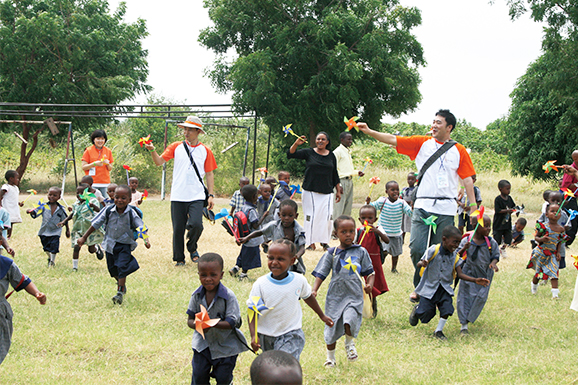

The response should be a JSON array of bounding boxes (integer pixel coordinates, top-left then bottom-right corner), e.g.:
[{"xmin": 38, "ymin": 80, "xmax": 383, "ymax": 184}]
[
  {"xmin": 252, "ymin": 114, "xmax": 258, "ymax": 185},
  {"xmin": 0, "ymin": 119, "xmax": 72, "ymax": 124},
  {"xmin": 243, "ymin": 126, "xmax": 249, "ymax": 177},
  {"xmin": 70, "ymin": 123, "xmax": 78, "ymax": 187},
  {"xmin": 265, "ymin": 119, "xmax": 271, "ymax": 178},
  {"xmin": 0, "ymin": 102, "xmax": 235, "ymax": 108}
]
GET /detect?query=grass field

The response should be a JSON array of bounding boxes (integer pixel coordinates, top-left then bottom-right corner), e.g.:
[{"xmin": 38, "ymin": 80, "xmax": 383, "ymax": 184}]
[{"xmin": 2, "ymin": 179, "xmax": 578, "ymax": 384}]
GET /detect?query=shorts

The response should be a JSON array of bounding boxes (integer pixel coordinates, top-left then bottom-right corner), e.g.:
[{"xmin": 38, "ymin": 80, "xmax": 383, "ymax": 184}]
[
  {"xmin": 192, "ymin": 348, "xmax": 237, "ymax": 385},
  {"xmin": 385, "ymin": 235, "xmax": 403, "ymax": 257},
  {"xmin": 493, "ymin": 229, "xmax": 512, "ymax": 246},
  {"xmin": 415, "ymin": 286, "xmax": 454, "ymax": 324},
  {"xmin": 258, "ymin": 328, "xmax": 306, "ymax": 361},
  {"xmin": 39, "ymin": 235, "xmax": 60, "ymax": 254},
  {"xmin": 106, "ymin": 242, "xmax": 139, "ymax": 279}
]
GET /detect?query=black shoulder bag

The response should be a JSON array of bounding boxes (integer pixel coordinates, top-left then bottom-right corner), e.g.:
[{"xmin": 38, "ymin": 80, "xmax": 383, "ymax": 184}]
[
  {"xmin": 183, "ymin": 141, "xmax": 209, "ymax": 207},
  {"xmin": 409, "ymin": 140, "xmax": 457, "ymax": 203}
]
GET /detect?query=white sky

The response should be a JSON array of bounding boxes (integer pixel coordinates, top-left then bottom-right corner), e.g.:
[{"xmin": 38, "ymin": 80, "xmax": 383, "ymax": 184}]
[{"xmin": 111, "ymin": 0, "xmax": 544, "ymax": 129}]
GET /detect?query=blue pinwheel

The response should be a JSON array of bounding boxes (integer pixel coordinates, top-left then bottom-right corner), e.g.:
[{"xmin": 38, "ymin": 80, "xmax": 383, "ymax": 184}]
[
  {"xmin": 340, "ymin": 256, "xmax": 361, "ymax": 276},
  {"xmin": 214, "ymin": 208, "xmax": 231, "ymax": 221},
  {"xmin": 568, "ymin": 209, "xmax": 578, "ymax": 221},
  {"xmin": 248, "ymin": 296, "xmax": 274, "ymax": 343},
  {"xmin": 290, "ymin": 184, "xmax": 302, "ymax": 199},
  {"xmin": 136, "ymin": 225, "xmax": 149, "ymax": 240}
]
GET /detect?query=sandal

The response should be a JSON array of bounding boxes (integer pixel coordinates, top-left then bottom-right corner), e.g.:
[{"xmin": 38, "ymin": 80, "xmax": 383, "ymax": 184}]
[
  {"xmin": 345, "ymin": 344, "xmax": 358, "ymax": 362},
  {"xmin": 306, "ymin": 244, "xmax": 316, "ymax": 251},
  {"xmin": 324, "ymin": 359, "xmax": 336, "ymax": 368}
]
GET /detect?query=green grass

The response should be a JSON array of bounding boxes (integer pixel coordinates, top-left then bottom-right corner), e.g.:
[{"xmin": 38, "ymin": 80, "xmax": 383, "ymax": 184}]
[{"xmin": 2, "ymin": 191, "xmax": 578, "ymax": 384}]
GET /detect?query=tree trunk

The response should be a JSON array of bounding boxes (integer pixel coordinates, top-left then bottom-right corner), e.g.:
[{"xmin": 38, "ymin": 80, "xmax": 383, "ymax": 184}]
[
  {"xmin": 309, "ymin": 119, "xmax": 316, "ymax": 147},
  {"xmin": 16, "ymin": 119, "xmax": 45, "ymax": 180}
]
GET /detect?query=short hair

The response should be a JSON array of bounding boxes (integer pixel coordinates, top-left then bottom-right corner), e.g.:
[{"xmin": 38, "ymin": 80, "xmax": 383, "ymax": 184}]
[
  {"xmin": 107, "ymin": 183, "xmax": 118, "ymax": 190},
  {"xmin": 270, "ymin": 238, "xmax": 297, "ymax": 257},
  {"xmin": 90, "ymin": 129, "xmax": 108, "ymax": 144},
  {"xmin": 264, "ymin": 176, "xmax": 277, "ymax": 185},
  {"xmin": 516, "ymin": 217, "xmax": 527, "ymax": 226},
  {"xmin": 115, "ymin": 184, "xmax": 131, "ymax": 195},
  {"xmin": 48, "ymin": 186, "xmax": 62, "ymax": 195},
  {"xmin": 385, "ymin": 180, "xmax": 399, "ymax": 190},
  {"xmin": 436, "ymin": 109, "xmax": 456, "ymax": 131},
  {"xmin": 317, "ymin": 131, "xmax": 332, "ymax": 151},
  {"xmin": 543, "ymin": 190, "xmax": 552, "ymax": 201},
  {"xmin": 549, "ymin": 191, "xmax": 563, "ymax": 202},
  {"xmin": 197, "ymin": 252, "xmax": 224, "ymax": 270},
  {"xmin": 497, "ymin": 179, "xmax": 510, "ymax": 189},
  {"xmin": 442, "ymin": 225, "xmax": 461, "ymax": 240},
  {"xmin": 259, "ymin": 183, "xmax": 272, "ymax": 192},
  {"xmin": 359, "ymin": 204, "xmax": 377, "ymax": 217},
  {"xmin": 80, "ymin": 175, "xmax": 94, "ymax": 184},
  {"xmin": 279, "ymin": 199, "xmax": 298, "ymax": 213},
  {"xmin": 4, "ymin": 170, "xmax": 17, "ymax": 182},
  {"xmin": 333, "ymin": 215, "xmax": 355, "ymax": 230},
  {"xmin": 408, "ymin": 172, "xmax": 417, "ymax": 178},
  {"xmin": 240, "ymin": 176, "xmax": 250, "ymax": 184},
  {"xmin": 278, "ymin": 171, "xmax": 289, "ymax": 179},
  {"xmin": 77, "ymin": 183, "xmax": 89, "ymax": 191},
  {"xmin": 339, "ymin": 131, "xmax": 352, "ymax": 141},
  {"xmin": 129, "ymin": 176, "xmax": 139, "ymax": 182},
  {"xmin": 250, "ymin": 350, "xmax": 302, "ymax": 385},
  {"xmin": 241, "ymin": 184, "xmax": 258, "ymax": 202}
]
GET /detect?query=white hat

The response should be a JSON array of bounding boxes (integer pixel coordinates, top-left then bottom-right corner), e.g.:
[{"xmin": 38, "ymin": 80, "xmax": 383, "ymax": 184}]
[{"xmin": 177, "ymin": 115, "xmax": 206, "ymax": 134}]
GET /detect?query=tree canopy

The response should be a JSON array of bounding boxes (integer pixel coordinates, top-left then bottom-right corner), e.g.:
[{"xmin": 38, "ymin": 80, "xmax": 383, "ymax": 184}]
[
  {"xmin": 0, "ymin": 0, "xmax": 150, "ymax": 177},
  {"xmin": 199, "ymin": 0, "xmax": 425, "ymax": 145}
]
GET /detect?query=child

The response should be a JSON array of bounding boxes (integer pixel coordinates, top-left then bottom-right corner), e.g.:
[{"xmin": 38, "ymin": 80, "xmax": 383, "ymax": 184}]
[
  {"xmin": 511, "ymin": 217, "xmax": 527, "ymax": 247},
  {"xmin": 455, "ymin": 215, "xmax": 499, "ymax": 335},
  {"xmin": 264, "ymin": 176, "xmax": 278, "ymax": 191},
  {"xmin": 104, "ymin": 183, "xmax": 117, "ymax": 206},
  {"xmin": 356, "ymin": 205, "xmax": 390, "ymax": 317},
  {"xmin": 492, "ymin": 179, "xmax": 516, "ymax": 258},
  {"xmin": 78, "ymin": 185, "xmax": 150, "ymax": 304},
  {"xmin": 230, "ymin": 184, "xmax": 263, "ymax": 280},
  {"xmin": 250, "ymin": 350, "xmax": 302, "ymax": 385},
  {"xmin": 275, "ymin": 171, "xmax": 292, "ymax": 202},
  {"xmin": 229, "ymin": 176, "xmax": 249, "ymax": 217},
  {"xmin": 0, "ymin": 170, "xmax": 23, "ymax": 239},
  {"xmin": 541, "ymin": 190, "xmax": 552, "ymax": 214},
  {"xmin": 257, "ymin": 183, "xmax": 279, "ymax": 252},
  {"xmin": 238, "ymin": 199, "xmax": 307, "ymax": 274},
  {"xmin": 187, "ymin": 253, "xmax": 248, "ymax": 385},
  {"xmin": 80, "ymin": 175, "xmax": 104, "ymax": 205},
  {"xmin": 129, "ymin": 177, "xmax": 143, "ymax": 207},
  {"xmin": 457, "ymin": 175, "xmax": 483, "ymax": 234},
  {"xmin": 0, "ymin": 203, "xmax": 11, "ymax": 242},
  {"xmin": 312, "ymin": 215, "xmax": 374, "ymax": 367},
  {"xmin": 409, "ymin": 226, "xmax": 489, "ymax": 340},
  {"xmin": 248, "ymin": 239, "xmax": 333, "ymax": 360},
  {"xmin": 58, "ymin": 184, "xmax": 104, "ymax": 270},
  {"xmin": 401, "ymin": 172, "xmax": 416, "ymax": 242},
  {"xmin": 366, "ymin": 180, "xmax": 412, "ymax": 273},
  {"xmin": 0, "ymin": 238, "xmax": 46, "ymax": 364},
  {"xmin": 537, "ymin": 191, "xmax": 570, "ymax": 269},
  {"xmin": 27, "ymin": 187, "xmax": 69, "ymax": 267},
  {"xmin": 527, "ymin": 203, "xmax": 567, "ymax": 299}
]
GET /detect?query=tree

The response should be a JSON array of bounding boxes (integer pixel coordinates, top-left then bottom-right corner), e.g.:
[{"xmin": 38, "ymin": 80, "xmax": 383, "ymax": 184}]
[
  {"xmin": 199, "ymin": 0, "xmax": 424, "ymax": 146},
  {"xmin": 0, "ymin": 0, "xmax": 150, "ymax": 178}
]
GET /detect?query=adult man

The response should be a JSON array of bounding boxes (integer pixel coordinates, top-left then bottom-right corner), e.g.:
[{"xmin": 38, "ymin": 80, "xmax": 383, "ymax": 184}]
[
  {"xmin": 358, "ymin": 109, "xmax": 477, "ymax": 290},
  {"xmin": 333, "ymin": 132, "xmax": 364, "ymax": 219},
  {"xmin": 145, "ymin": 116, "xmax": 217, "ymax": 266}
]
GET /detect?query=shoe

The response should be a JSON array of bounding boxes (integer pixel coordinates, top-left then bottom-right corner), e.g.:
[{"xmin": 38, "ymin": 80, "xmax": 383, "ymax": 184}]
[
  {"xmin": 72, "ymin": 268, "xmax": 78, "ymax": 272},
  {"xmin": 306, "ymin": 244, "xmax": 316, "ymax": 251},
  {"xmin": 190, "ymin": 251, "xmax": 199, "ymax": 263},
  {"xmin": 530, "ymin": 240, "xmax": 537, "ymax": 249},
  {"xmin": 460, "ymin": 329, "xmax": 469, "ymax": 336},
  {"xmin": 409, "ymin": 292, "xmax": 420, "ymax": 303},
  {"xmin": 433, "ymin": 331, "xmax": 447, "ymax": 341},
  {"xmin": 95, "ymin": 245, "xmax": 104, "ymax": 260},
  {"xmin": 47, "ymin": 259, "xmax": 55, "ymax": 268},
  {"xmin": 324, "ymin": 359, "xmax": 336, "ymax": 368},
  {"xmin": 531, "ymin": 282, "xmax": 538, "ymax": 294},
  {"xmin": 500, "ymin": 247, "xmax": 508, "ymax": 259},
  {"xmin": 175, "ymin": 261, "xmax": 185, "ymax": 267},
  {"xmin": 321, "ymin": 243, "xmax": 330, "ymax": 251},
  {"xmin": 262, "ymin": 243, "xmax": 269, "ymax": 253},
  {"xmin": 409, "ymin": 305, "xmax": 419, "ymax": 326},
  {"xmin": 345, "ymin": 343, "xmax": 358, "ymax": 362},
  {"xmin": 112, "ymin": 291, "xmax": 124, "ymax": 305},
  {"xmin": 391, "ymin": 268, "xmax": 399, "ymax": 274},
  {"xmin": 229, "ymin": 266, "xmax": 239, "ymax": 277},
  {"xmin": 238, "ymin": 273, "xmax": 249, "ymax": 281}
]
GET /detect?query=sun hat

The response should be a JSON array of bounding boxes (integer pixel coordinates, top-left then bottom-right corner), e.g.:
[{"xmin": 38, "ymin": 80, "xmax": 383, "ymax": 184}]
[{"xmin": 177, "ymin": 115, "xmax": 206, "ymax": 134}]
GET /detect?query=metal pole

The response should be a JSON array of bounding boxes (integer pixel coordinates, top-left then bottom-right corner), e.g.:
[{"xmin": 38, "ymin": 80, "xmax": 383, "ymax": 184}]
[
  {"xmin": 243, "ymin": 126, "xmax": 249, "ymax": 177},
  {"xmin": 162, "ymin": 118, "xmax": 169, "ymax": 200},
  {"xmin": 265, "ymin": 116, "xmax": 271, "ymax": 177},
  {"xmin": 70, "ymin": 123, "xmax": 78, "ymax": 187},
  {"xmin": 61, "ymin": 124, "xmax": 71, "ymax": 192},
  {"xmin": 252, "ymin": 114, "xmax": 258, "ymax": 184}
]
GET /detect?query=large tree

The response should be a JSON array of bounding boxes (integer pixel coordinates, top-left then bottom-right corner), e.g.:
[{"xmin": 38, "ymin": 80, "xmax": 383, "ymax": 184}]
[
  {"xmin": 199, "ymin": 0, "xmax": 424, "ymax": 144},
  {"xmin": 0, "ymin": 0, "xmax": 150, "ymax": 177}
]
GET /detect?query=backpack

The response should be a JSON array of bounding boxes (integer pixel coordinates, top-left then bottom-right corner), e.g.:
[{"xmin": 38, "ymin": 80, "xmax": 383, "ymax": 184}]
[
  {"xmin": 103, "ymin": 205, "xmax": 143, "ymax": 240},
  {"xmin": 419, "ymin": 244, "xmax": 461, "ymax": 279},
  {"xmin": 233, "ymin": 210, "xmax": 251, "ymax": 239}
]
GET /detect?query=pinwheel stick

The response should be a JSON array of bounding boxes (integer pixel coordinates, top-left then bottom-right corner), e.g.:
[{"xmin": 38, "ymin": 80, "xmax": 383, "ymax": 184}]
[
  {"xmin": 266, "ymin": 187, "xmax": 277, "ymax": 212},
  {"xmin": 22, "ymin": 193, "xmax": 36, "ymax": 204},
  {"xmin": 125, "ymin": 169, "xmax": 130, "ymax": 185},
  {"xmin": 557, "ymin": 198, "xmax": 568, "ymax": 215},
  {"xmin": 368, "ymin": 184, "xmax": 376, "ymax": 199}
]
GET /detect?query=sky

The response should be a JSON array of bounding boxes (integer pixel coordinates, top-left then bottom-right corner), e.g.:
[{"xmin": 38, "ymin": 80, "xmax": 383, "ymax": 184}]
[{"xmin": 110, "ymin": 0, "xmax": 545, "ymax": 129}]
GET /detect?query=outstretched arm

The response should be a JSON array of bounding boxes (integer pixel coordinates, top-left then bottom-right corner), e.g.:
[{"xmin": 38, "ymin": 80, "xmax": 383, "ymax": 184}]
[
  {"xmin": 24, "ymin": 282, "xmax": 46, "ymax": 304},
  {"xmin": 144, "ymin": 142, "xmax": 167, "ymax": 166},
  {"xmin": 456, "ymin": 266, "xmax": 490, "ymax": 286},
  {"xmin": 303, "ymin": 295, "xmax": 334, "ymax": 327},
  {"xmin": 357, "ymin": 123, "xmax": 398, "ymax": 146}
]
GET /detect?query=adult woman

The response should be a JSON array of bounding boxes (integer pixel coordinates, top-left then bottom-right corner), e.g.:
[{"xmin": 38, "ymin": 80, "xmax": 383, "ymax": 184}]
[
  {"xmin": 81, "ymin": 129, "xmax": 113, "ymax": 197},
  {"xmin": 288, "ymin": 132, "xmax": 341, "ymax": 250}
]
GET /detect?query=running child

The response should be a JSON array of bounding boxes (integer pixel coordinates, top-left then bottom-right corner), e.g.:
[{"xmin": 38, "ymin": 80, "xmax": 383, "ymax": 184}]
[
  {"xmin": 312, "ymin": 215, "xmax": 374, "ymax": 367},
  {"xmin": 527, "ymin": 203, "xmax": 568, "ymax": 299},
  {"xmin": 0, "ymin": 203, "xmax": 11, "ymax": 242},
  {"xmin": 27, "ymin": 187, "xmax": 69, "ymax": 267},
  {"xmin": 366, "ymin": 180, "xmax": 412, "ymax": 273},
  {"xmin": 536, "ymin": 191, "xmax": 570, "ymax": 269},
  {"xmin": 80, "ymin": 175, "xmax": 104, "ymax": 205},
  {"xmin": 455, "ymin": 215, "xmax": 499, "ymax": 335},
  {"xmin": 356, "ymin": 204, "xmax": 389, "ymax": 317},
  {"xmin": 248, "ymin": 239, "xmax": 333, "ymax": 361},
  {"xmin": 511, "ymin": 217, "xmax": 527, "ymax": 247},
  {"xmin": 129, "ymin": 177, "xmax": 143, "ymax": 207},
  {"xmin": 257, "ymin": 183, "xmax": 279, "ymax": 253},
  {"xmin": 229, "ymin": 176, "xmax": 249, "ymax": 217},
  {"xmin": 0, "ymin": 170, "xmax": 23, "ymax": 239},
  {"xmin": 187, "ymin": 253, "xmax": 248, "ymax": 385},
  {"xmin": 78, "ymin": 185, "xmax": 150, "ymax": 304},
  {"xmin": 275, "ymin": 171, "xmax": 292, "ymax": 202},
  {"xmin": 409, "ymin": 226, "xmax": 489, "ymax": 340},
  {"xmin": 493, "ymin": 179, "xmax": 516, "ymax": 258},
  {"xmin": 238, "ymin": 199, "xmax": 307, "ymax": 274},
  {"xmin": 104, "ymin": 183, "xmax": 117, "ymax": 206},
  {"xmin": 401, "ymin": 172, "xmax": 416, "ymax": 242},
  {"xmin": 58, "ymin": 184, "xmax": 105, "ymax": 270}
]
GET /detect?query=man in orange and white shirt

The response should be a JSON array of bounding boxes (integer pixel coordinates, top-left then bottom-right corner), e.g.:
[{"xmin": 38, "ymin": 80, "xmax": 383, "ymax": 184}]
[
  {"xmin": 358, "ymin": 110, "xmax": 477, "ymax": 289},
  {"xmin": 145, "ymin": 116, "xmax": 217, "ymax": 266}
]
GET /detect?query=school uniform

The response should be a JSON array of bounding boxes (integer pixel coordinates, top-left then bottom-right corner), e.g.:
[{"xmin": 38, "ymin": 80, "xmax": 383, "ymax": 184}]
[
  {"xmin": 260, "ymin": 220, "xmax": 307, "ymax": 273},
  {"xmin": 30, "ymin": 203, "xmax": 67, "ymax": 254},
  {"xmin": 235, "ymin": 203, "xmax": 263, "ymax": 271}
]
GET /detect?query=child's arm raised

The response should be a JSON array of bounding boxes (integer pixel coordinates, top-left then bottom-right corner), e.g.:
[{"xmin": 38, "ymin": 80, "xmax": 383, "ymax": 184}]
[
  {"xmin": 303, "ymin": 295, "xmax": 333, "ymax": 327},
  {"xmin": 456, "ymin": 266, "xmax": 490, "ymax": 286}
]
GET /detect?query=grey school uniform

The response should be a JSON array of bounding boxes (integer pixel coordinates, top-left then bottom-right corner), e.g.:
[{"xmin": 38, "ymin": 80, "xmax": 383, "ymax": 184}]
[
  {"xmin": 312, "ymin": 245, "xmax": 374, "ymax": 344},
  {"xmin": 537, "ymin": 211, "xmax": 568, "ymax": 268},
  {"xmin": 261, "ymin": 219, "xmax": 307, "ymax": 273},
  {"xmin": 257, "ymin": 198, "xmax": 280, "ymax": 242},
  {"xmin": 456, "ymin": 236, "xmax": 500, "ymax": 325}
]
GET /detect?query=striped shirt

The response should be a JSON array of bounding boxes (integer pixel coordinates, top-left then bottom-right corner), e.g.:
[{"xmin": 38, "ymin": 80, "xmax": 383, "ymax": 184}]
[{"xmin": 370, "ymin": 197, "xmax": 413, "ymax": 237}]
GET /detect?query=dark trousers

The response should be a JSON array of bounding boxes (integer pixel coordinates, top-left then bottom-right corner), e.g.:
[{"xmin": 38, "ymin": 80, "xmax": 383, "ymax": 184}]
[
  {"xmin": 565, "ymin": 198, "xmax": 578, "ymax": 246},
  {"xmin": 171, "ymin": 200, "xmax": 204, "ymax": 262},
  {"xmin": 415, "ymin": 285, "xmax": 454, "ymax": 324},
  {"xmin": 192, "ymin": 348, "xmax": 237, "ymax": 385}
]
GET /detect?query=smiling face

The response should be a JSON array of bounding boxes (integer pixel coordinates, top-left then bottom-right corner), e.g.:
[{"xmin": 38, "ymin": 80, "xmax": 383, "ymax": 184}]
[
  {"xmin": 47, "ymin": 188, "xmax": 61, "ymax": 204},
  {"xmin": 93, "ymin": 136, "xmax": 106, "ymax": 149},
  {"xmin": 315, "ymin": 133, "xmax": 329, "ymax": 150},
  {"xmin": 260, "ymin": 184, "xmax": 272, "ymax": 201},
  {"xmin": 198, "ymin": 261, "xmax": 223, "ymax": 292},
  {"xmin": 267, "ymin": 243, "xmax": 296, "ymax": 279},
  {"xmin": 431, "ymin": 115, "xmax": 452, "ymax": 142},
  {"xmin": 279, "ymin": 205, "xmax": 298, "ymax": 227},
  {"xmin": 114, "ymin": 187, "xmax": 130, "ymax": 211},
  {"xmin": 473, "ymin": 216, "xmax": 491, "ymax": 237},
  {"xmin": 335, "ymin": 218, "xmax": 356, "ymax": 248},
  {"xmin": 442, "ymin": 235, "xmax": 461, "ymax": 253},
  {"xmin": 340, "ymin": 133, "xmax": 353, "ymax": 148},
  {"xmin": 386, "ymin": 182, "xmax": 400, "ymax": 202}
]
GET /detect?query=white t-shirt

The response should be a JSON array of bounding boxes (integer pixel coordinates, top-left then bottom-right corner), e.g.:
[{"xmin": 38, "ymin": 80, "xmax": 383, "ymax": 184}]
[
  {"xmin": 1, "ymin": 184, "xmax": 22, "ymax": 223},
  {"xmin": 248, "ymin": 272, "xmax": 312, "ymax": 337}
]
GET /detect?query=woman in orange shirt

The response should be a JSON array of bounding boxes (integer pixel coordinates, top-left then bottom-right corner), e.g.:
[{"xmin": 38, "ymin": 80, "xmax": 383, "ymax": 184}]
[{"xmin": 81, "ymin": 130, "xmax": 113, "ymax": 197}]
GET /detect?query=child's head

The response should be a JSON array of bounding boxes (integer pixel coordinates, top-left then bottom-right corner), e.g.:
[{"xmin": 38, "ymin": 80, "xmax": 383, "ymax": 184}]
[
  {"xmin": 90, "ymin": 129, "xmax": 108, "ymax": 147},
  {"xmin": 542, "ymin": 190, "xmax": 552, "ymax": 202},
  {"xmin": 358, "ymin": 204, "xmax": 377, "ymax": 226},
  {"xmin": 573, "ymin": 150, "xmax": 578, "ymax": 164},
  {"xmin": 129, "ymin": 177, "xmax": 139, "ymax": 192},
  {"xmin": 548, "ymin": 191, "xmax": 563, "ymax": 205},
  {"xmin": 278, "ymin": 171, "xmax": 290, "ymax": 184},
  {"xmin": 497, "ymin": 179, "xmax": 511, "ymax": 195},
  {"xmin": 472, "ymin": 214, "xmax": 491, "ymax": 237},
  {"xmin": 250, "ymin": 349, "xmax": 302, "ymax": 385},
  {"xmin": 264, "ymin": 176, "xmax": 277, "ymax": 189},
  {"xmin": 76, "ymin": 183, "xmax": 89, "ymax": 200},
  {"xmin": 546, "ymin": 203, "xmax": 561, "ymax": 223},
  {"xmin": 441, "ymin": 225, "xmax": 462, "ymax": 252},
  {"xmin": 515, "ymin": 217, "xmax": 527, "ymax": 232},
  {"xmin": 278, "ymin": 199, "xmax": 298, "ymax": 227},
  {"xmin": 333, "ymin": 215, "xmax": 356, "ymax": 247},
  {"xmin": 267, "ymin": 239, "xmax": 297, "ymax": 279},
  {"xmin": 197, "ymin": 253, "xmax": 224, "ymax": 291},
  {"xmin": 4, "ymin": 170, "xmax": 19, "ymax": 185},
  {"xmin": 107, "ymin": 183, "xmax": 118, "ymax": 199},
  {"xmin": 239, "ymin": 176, "xmax": 250, "ymax": 189},
  {"xmin": 47, "ymin": 187, "xmax": 62, "ymax": 203},
  {"xmin": 241, "ymin": 184, "xmax": 259, "ymax": 204},
  {"xmin": 114, "ymin": 185, "xmax": 131, "ymax": 210},
  {"xmin": 259, "ymin": 183, "xmax": 272, "ymax": 201},
  {"xmin": 80, "ymin": 175, "xmax": 94, "ymax": 187},
  {"xmin": 385, "ymin": 181, "xmax": 400, "ymax": 201},
  {"xmin": 407, "ymin": 172, "xmax": 416, "ymax": 187}
]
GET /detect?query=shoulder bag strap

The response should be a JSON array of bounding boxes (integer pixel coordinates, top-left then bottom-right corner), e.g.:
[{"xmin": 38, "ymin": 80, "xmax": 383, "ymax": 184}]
[
  {"xmin": 182, "ymin": 141, "xmax": 209, "ymax": 196},
  {"xmin": 415, "ymin": 140, "xmax": 457, "ymax": 186}
]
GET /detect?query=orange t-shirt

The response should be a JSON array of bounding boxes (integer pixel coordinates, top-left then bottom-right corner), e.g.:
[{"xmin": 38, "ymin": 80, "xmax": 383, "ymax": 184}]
[{"xmin": 81, "ymin": 145, "xmax": 114, "ymax": 185}]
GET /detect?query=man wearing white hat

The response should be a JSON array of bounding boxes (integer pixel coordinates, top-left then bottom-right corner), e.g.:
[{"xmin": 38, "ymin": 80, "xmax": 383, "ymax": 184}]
[{"xmin": 145, "ymin": 116, "xmax": 217, "ymax": 266}]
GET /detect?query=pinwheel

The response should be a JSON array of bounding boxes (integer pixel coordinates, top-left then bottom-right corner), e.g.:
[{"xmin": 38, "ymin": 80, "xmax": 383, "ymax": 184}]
[
  {"xmin": 542, "ymin": 160, "xmax": 559, "ymax": 174},
  {"xmin": 33, "ymin": 199, "xmax": 47, "ymax": 214},
  {"xmin": 194, "ymin": 305, "xmax": 220, "ymax": 339},
  {"xmin": 142, "ymin": 189, "xmax": 149, "ymax": 201},
  {"xmin": 340, "ymin": 256, "xmax": 361, "ymax": 276},
  {"xmin": 214, "ymin": 208, "xmax": 231, "ymax": 221},
  {"xmin": 136, "ymin": 225, "xmax": 149, "ymax": 240},
  {"xmin": 79, "ymin": 188, "xmax": 96, "ymax": 210},
  {"xmin": 470, "ymin": 206, "xmax": 485, "ymax": 233},
  {"xmin": 558, "ymin": 188, "xmax": 575, "ymax": 214},
  {"xmin": 138, "ymin": 134, "xmax": 152, "ymax": 148},
  {"xmin": 566, "ymin": 209, "xmax": 578, "ymax": 226},
  {"xmin": 247, "ymin": 296, "xmax": 273, "ymax": 344},
  {"xmin": 358, "ymin": 220, "xmax": 371, "ymax": 244},
  {"xmin": 572, "ymin": 255, "xmax": 578, "ymax": 271},
  {"xmin": 257, "ymin": 167, "xmax": 268, "ymax": 176},
  {"xmin": 282, "ymin": 124, "xmax": 307, "ymax": 143},
  {"xmin": 421, "ymin": 214, "xmax": 438, "ymax": 248},
  {"xmin": 344, "ymin": 116, "xmax": 359, "ymax": 132},
  {"xmin": 512, "ymin": 204, "xmax": 525, "ymax": 217},
  {"xmin": 22, "ymin": 189, "xmax": 38, "ymax": 204},
  {"xmin": 123, "ymin": 164, "xmax": 132, "ymax": 185},
  {"xmin": 290, "ymin": 184, "xmax": 302, "ymax": 199},
  {"xmin": 368, "ymin": 177, "xmax": 380, "ymax": 200},
  {"xmin": 359, "ymin": 157, "xmax": 373, "ymax": 177}
]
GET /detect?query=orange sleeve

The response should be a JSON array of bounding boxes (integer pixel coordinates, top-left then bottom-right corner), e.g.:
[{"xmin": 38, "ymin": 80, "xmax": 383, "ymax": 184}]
[
  {"xmin": 161, "ymin": 142, "xmax": 181, "ymax": 162},
  {"xmin": 202, "ymin": 144, "xmax": 218, "ymax": 172},
  {"xmin": 456, "ymin": 143, "xmax": 476, "ymax": 179},
  {"xmin": 396, "ymin": 136, "xmax": 430, "ymax": 160},
  {"xmin": 81, "ymin": 146, "xmax": 94, "ymax": 163}
]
